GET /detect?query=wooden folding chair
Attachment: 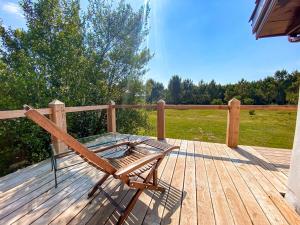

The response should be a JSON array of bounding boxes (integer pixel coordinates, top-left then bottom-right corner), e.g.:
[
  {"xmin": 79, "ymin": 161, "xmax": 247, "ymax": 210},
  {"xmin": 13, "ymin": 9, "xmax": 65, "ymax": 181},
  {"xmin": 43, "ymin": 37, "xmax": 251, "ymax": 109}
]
[{"xmin": 23, "ymin": 105, "xmax": 179, "ymax": 225}]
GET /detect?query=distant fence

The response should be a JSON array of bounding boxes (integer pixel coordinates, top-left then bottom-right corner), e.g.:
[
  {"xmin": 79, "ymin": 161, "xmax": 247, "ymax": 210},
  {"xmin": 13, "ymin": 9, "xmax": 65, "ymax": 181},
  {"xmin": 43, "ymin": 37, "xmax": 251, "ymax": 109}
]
[{"xmin": 0, "ymin": 99, "xmax": 297, "ymax": 153}]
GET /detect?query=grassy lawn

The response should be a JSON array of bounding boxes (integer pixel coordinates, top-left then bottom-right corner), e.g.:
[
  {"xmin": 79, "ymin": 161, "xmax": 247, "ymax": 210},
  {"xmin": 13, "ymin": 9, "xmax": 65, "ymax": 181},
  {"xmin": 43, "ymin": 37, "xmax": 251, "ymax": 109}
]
[{"xmin": 140, "ymin": 109, "xmax": 296, "ymax": 149}]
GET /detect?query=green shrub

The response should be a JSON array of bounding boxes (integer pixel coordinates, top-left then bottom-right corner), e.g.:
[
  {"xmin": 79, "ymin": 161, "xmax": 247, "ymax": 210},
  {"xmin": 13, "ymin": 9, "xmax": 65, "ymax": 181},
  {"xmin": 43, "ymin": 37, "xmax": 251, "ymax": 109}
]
[{"xmin": 249, "ymin": 110, "xmax": 256, "ymax": 116}]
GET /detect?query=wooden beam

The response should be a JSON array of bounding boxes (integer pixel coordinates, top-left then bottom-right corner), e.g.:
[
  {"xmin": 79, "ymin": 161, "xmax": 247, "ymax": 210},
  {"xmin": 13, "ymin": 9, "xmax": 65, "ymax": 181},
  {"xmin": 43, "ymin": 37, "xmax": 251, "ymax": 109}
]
[
  {"xmin": 49, "ymin": 100, "xmax": 68, "ymax": 154},
  {"xmin": 226, "ymin": 98, "xmax": 240, "ymax": 148},
  {"xmin": 0, "ymin": 108, "xmax": 52, "ymax": 120},
  {"xmin": 65, "ymin": 105, "xmax": 109, "ymax": 113},
  {"xmin": 165, "ymin": 105, "xmax": 228, "ymax": 110},
  {"xmin": 107, "ymin": 101, "xmax": 116, "ymax": 133},
  {"xmin": 240, "ymin": 105, "xmax": 297, "ymax": 110},
  {"xmin": 157, "ymin": 100, "xmax": 166, "ymax": 140}
]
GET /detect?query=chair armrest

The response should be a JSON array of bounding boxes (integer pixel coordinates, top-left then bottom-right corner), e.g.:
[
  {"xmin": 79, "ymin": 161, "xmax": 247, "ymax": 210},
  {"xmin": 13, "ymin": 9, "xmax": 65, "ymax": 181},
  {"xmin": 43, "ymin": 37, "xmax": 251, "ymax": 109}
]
[
  {"xmin": 162, "ymin": 145, "xmax": 180, "ymax": 155},
  {"xmin": 114, "ymin": 153, "xmax": 164, "ymax": 178}
]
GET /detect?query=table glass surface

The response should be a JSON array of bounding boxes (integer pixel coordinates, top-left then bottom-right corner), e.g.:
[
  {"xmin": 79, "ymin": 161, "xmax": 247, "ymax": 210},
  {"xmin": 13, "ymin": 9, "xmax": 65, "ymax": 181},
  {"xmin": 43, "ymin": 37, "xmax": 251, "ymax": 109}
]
[{"xmin": 77, "ymin": 132, "xmax": 132, "ymax": 150}]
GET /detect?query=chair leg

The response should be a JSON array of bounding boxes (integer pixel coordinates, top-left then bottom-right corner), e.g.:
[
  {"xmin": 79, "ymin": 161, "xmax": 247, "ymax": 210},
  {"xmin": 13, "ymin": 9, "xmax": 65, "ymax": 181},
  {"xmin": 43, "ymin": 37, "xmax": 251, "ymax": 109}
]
[
  {"xmin": 117, "ymin": 188, "xmax": 144, "ymax": 225},
  {"xmin": 117, "ymin": 164, "xmax": 160, "ymax": 225},
  {"xmin": 88, "ymin": 173, "xmax": 110, "ymax": 198},
  {"xmin": 153, "ymin": 169, "xmax": 158, "ymax": 186}
]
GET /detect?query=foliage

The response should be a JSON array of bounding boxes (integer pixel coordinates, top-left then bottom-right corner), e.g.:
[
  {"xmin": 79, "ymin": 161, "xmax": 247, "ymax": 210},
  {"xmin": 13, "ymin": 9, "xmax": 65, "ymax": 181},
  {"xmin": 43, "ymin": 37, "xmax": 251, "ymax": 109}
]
[
  {"xmin": 249, "ymin": 110, "xmax": 255, "ymax": 116},
  {"xmin": 0, "ymin": 0, "xmax": 151, "ymax": 176},
  {"xmin": 145, "ymin": 79, "xmax": 165, "ymax": 103},
  {"xmin": 146, "ymin": 70, "xmax": 300, "ymax": 105},
  {"xmin": 211, "ymin": 99, "xmax": 223, "ymax": 105},
  {"xmin": 167, "ymin": 75, "xmax": 182, "ymax": 104}
]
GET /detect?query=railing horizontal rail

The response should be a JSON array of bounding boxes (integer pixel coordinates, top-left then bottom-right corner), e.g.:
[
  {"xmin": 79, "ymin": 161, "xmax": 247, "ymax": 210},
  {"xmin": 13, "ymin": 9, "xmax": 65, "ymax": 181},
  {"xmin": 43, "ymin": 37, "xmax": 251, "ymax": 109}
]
[
  {"xmin": 0, "ymin": 108, "xmax": 52, "ymax": 120},
  {"xmin": 0, "ymin": 99, "xmax": 298, "ymax": 152},
  {"xmin": 0, "ymin": 103, "xmax": 298, "ymax": 120},
  {"xmin": 240, "ymin": 105, "xmax": 297, "ymax": 110},
  {"xmin": 165, "ymin": 105, "xmax": 229, "ymax": 110},
  {"xmin": 65, "ymin": 105, "xmax": 109, "ymax": 113},
  {"xmin": 114, "ymin": 104, "xmax": 157, "ymax": 109}
]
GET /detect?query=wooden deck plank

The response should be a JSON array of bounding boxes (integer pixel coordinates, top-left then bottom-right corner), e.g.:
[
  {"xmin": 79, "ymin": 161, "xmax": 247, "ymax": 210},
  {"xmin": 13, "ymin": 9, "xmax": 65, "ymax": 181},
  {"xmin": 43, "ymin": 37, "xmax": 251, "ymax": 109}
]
[
  {"xmin": 0, "ymin": 154, "xmax": 79, "ymax": 195},
  {"xmin": 87, "ymin": 181, "xmax": 134, "ymax": 225},
  {"xmin": 124, "ymin": 139, "xmax": 177, "ymax": 225},
  {"xmin": 237, "ymin": 146, "xmax": 299, "ymax": 225},
  {"xmin": 240, "ymin": 146, "xmax": 287, "ymax": 191},
  {"xmin": 215, "ymin": 143, "xmax": 271, "ymax": 225},
  {"xmin": 104, "ymin": 139, "xmax": 181, "ymax": 225},
  {"xmin": 0, "ymin": 163, "xmax": 90, "ymax": 224},
  {"xmin": 142, "ymin": 139, "xmax": 182, "ymax": 225},
  {"xmin": 193, "ymin": 141, "xmax": 215, "ymax": 225},
  {"xmin": 0, "ymin": 138, "xmax": 299, "ymax": 225},
  {"xmin": 0, "ymin": 157, "xmax": 82, "ymax": 209},
  {"xmin": 12, "ymin": 167, "xmax": 99, "ymax": 225},
  {"xmin": 223, "ymin": 145, "xmax": 290, "ymax": 225},
  {"xmin": 179, "ymin": 140, "xmax": 197, "ymax": 225},
  {"xmin": 30, "ymin": 168, "xmax": 104, "ymax": 225},
  {"xmin": 253, "ymin": 147, "xmax": 291, "ymax": 176},
  {"xmin": 201, "ymin": 141, "xmax": 235, "ymax": 225},
  {"xmin": 95, "ymin": 139, "xmax": 173, "ymax": 225},
  {"xmin": 160, "ymin": 140, "xmax": 187, "ymax": 225},
  {"xmin": 208, "ymin": 143, "xmax": 253, "ymax": 225},
  {"xmin": 87, "ymin": 139, "xmax": 177, "ymax": 225},
  {"xmin": 66, "ymin": 178, "xmax": 122, "ymax": 225},
  {"xmin": 67, "ymin": 137, "xmax": 151, "ymax": 225}
]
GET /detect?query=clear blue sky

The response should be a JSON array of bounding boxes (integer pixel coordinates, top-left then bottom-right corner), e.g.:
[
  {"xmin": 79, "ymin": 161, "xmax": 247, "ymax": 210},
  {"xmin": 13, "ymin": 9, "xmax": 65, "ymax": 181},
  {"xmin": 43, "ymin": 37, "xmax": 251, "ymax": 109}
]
[{"xmin": 1, "ymin": 0, "xmax": 300, "ymax": 85}]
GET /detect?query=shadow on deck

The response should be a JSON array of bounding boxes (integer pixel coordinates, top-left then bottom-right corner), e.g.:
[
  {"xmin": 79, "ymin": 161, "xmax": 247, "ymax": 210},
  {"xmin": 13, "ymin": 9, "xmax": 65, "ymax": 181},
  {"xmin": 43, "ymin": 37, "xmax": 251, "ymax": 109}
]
[{"xmin": 0, "ymin": 138, "xmax": 298, "ymax": 225}]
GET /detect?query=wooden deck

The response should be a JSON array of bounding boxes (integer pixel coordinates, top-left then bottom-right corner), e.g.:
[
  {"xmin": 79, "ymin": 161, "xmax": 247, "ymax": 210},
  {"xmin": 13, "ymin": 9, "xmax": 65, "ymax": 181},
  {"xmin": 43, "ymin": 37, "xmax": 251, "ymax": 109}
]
[{"xmin": 0, "ymin": 138, "xmax": 298, "ymax": 225}]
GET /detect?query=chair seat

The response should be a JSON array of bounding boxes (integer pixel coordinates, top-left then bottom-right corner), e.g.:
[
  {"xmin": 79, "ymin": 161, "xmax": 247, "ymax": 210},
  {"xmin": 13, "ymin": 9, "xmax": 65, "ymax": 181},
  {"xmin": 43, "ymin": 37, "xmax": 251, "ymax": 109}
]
[{"xmin": 107, "ymin": 147, "xmax": 156, "ymax": 177}]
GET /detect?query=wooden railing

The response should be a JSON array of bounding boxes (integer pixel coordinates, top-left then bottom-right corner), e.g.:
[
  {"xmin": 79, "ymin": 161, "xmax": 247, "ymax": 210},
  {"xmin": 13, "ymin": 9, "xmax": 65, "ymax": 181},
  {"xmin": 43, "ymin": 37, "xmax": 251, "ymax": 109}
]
[{"xmin": 0, "ymin": 99, "xmax": 297, "ymax": 153}]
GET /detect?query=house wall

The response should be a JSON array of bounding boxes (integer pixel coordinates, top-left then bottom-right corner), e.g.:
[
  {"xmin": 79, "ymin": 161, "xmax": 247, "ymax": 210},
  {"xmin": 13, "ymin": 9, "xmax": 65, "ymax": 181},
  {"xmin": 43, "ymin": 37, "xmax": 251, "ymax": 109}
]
[{"xmin": 286, "ymin": 87, "xmax": 300, "ymax": 213}]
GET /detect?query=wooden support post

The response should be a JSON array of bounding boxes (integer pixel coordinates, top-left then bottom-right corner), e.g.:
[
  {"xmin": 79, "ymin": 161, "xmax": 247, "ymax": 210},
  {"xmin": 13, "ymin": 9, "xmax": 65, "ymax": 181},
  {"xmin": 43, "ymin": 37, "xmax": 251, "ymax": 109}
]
[
  {"xmin": 48, "ymin": 99, "xmax": 67, "ymax": 154},
  {"xmin": 157, "ymin": 100, "xmax": 165, "ymax": 140},
  {"xmin": 107, "ymin": 101, "xmax": 116, "ymax": 133},
  {"xmin": 226, "ymin": 98, "xmax": 240, "ymax": 148}
]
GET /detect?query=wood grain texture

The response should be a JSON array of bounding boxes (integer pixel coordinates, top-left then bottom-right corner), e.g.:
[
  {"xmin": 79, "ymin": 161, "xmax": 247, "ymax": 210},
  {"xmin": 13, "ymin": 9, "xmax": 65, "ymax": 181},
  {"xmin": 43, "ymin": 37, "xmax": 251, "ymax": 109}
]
[
  {"xmin": 226, "ymin": 98, "xmax": 240, "ymax": 148},
  {"xmin": 0, "ymin": 137, "xmax": 298, "ymax": 225}
]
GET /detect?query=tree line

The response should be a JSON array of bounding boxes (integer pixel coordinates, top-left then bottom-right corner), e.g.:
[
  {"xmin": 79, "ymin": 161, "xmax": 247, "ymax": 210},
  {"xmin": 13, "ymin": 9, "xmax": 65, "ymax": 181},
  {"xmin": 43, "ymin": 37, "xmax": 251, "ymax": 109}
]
[
  {"xmin": 0, "ymin": 0, "xmax": 150, "ymax": 176},
  {"xmin": 145, "ymin": 70, "xmax": 300, "ymax": 105}
]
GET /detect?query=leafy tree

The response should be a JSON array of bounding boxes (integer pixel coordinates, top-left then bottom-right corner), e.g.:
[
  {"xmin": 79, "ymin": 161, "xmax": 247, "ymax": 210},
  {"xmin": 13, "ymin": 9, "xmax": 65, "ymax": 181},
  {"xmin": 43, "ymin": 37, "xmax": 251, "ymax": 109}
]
[
  {"xmin": 145, "ymin": 79, "xmax": 165, "ymax": 103},
  {"xmin": 181, "ymin": 79, "xmax": 194, "ymax": 104},
  {"xmin": 167, "ymin": 75, "xmax": 182, "ymax": 104},
  {"xmin": 286, "ymin": 71, "xmax": 300, "ymax": 104},
  {"xmin": 0, "ymin": 0, "xmax": 151, "ymax": 176}
]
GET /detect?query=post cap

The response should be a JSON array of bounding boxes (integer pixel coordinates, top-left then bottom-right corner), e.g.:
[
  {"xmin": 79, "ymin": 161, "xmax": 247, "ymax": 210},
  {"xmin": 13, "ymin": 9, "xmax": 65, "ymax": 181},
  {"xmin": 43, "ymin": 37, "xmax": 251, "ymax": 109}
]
[
  {"xmin": 23, "ymin": 104, "xmax": 32, "ymax": 111},
  {"xmin": 157, "ymin": 99, "xmax": 165, "ymax": 104},
  {"xmin": 109, "ymin": 100, "xmax": 115, "ymax": 105},
  {"xmin": 49, "ymin": 99, "xmax": 65, "ymax": 106},
  {"xmin": 228, "ymin": 98, "xmax": 240, "ymax": 105}
]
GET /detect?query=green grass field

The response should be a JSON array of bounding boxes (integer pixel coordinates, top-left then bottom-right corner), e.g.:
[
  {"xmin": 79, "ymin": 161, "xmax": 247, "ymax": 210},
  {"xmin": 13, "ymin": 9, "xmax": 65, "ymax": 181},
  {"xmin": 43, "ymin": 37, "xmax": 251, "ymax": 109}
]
[{"xmin": 140, "ymin": 109, "xmax": 296, "ymax": 149}]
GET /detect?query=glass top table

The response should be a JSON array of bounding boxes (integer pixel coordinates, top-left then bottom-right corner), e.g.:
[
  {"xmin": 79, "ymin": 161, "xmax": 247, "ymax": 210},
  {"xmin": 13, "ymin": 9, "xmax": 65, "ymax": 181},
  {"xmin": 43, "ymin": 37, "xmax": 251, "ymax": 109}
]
[
  {"xmin": 50, "ymin": 132, "xmax": 145, "ymax": 187},
  {"xmin": 78, "ymin": 132, "xmax": 132, "ymax": 150}
]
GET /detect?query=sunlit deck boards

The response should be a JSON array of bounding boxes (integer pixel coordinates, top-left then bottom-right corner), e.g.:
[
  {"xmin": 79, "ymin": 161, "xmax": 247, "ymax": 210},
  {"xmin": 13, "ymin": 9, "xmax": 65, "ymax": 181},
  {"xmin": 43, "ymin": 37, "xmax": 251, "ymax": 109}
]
[
  {"xmin": 253, "ymin": 146, "xmax": 291, "ymax": 176},
  {"xmin": 0, "ymin": 138, "xmax": 298, "ymax": 225}
]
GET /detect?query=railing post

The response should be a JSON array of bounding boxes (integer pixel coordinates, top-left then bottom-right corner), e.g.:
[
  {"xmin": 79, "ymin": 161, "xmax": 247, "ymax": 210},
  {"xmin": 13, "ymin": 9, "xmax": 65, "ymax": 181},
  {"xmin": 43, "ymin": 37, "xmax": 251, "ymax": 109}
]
[
  {"xmin": 226, "ymin": 98, "xmax": 240, "ymax": 148},
  {"xmin": 48, "ymin": 99, "xmax": 67, "ymax": 154},
  {"xmin": 107, "ymin": 101, "xmax": 116, "ymax": 133},
  {"xmin": 157, "ymin": 99, "xmax": 165, "ymax": 140}
]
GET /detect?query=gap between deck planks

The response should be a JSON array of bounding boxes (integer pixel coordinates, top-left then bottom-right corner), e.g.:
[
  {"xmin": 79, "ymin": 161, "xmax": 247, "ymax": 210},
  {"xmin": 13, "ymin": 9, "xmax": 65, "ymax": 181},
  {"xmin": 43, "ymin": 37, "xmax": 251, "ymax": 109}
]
[{"xmin": 0, "ymin": 138, "xmax": 298, "ymax": 225}]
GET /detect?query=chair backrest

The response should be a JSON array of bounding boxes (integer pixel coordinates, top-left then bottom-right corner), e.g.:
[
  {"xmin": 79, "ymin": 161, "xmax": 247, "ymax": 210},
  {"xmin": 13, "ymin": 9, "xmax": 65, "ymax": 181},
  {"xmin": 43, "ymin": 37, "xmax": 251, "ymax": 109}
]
[{"xmin": 24, "ymin": 106, "xmax": 117, "ymax": 174}]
